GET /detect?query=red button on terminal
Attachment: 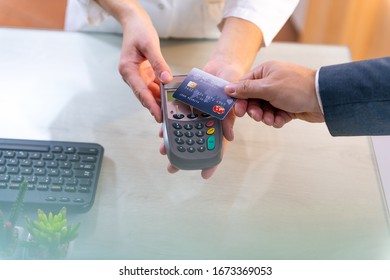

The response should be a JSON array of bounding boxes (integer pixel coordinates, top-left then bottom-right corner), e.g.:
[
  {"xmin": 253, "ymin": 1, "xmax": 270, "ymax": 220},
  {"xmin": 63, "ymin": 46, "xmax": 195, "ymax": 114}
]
[{"xmin": 205, "ymin": 120, "xmax": 214, "ymax": 127}]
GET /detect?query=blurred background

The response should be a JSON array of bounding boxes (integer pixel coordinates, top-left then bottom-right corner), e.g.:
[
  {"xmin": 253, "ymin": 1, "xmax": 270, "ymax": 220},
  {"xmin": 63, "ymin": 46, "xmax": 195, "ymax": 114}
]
[{"xmin": 0, "ymin": 0, "xmax": 389, "ymax": 61}]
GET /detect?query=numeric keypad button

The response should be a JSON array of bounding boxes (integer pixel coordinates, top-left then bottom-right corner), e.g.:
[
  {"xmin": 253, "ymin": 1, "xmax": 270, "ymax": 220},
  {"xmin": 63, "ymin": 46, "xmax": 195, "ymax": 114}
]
[
  {"xmin": 172, "ymin": 123, "xmax": 182, "ymax": 129},
  {"xmin": 174, "ymin": 130, "xmax": 183, "ymax": 137},
  {"xmin": 184, "ymin": 124, "xmax": 193, "ymax": 130}
]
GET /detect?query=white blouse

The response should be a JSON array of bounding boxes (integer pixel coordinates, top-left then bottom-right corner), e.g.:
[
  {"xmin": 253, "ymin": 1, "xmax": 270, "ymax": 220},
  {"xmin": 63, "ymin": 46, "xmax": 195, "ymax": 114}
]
[{"xmin": 65, "ymin": 0, "xmax": 299, "ymax": 46}]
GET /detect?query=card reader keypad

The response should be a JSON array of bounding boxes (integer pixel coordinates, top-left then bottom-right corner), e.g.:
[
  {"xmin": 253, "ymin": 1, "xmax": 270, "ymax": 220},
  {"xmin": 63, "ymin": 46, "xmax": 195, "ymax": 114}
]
[{"xmin": 172, "ymin": 117, "xmax": 217, "ymax": 153}]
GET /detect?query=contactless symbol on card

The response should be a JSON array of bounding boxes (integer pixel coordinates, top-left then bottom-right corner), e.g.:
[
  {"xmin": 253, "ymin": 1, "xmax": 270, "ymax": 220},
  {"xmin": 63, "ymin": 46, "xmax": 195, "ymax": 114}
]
[{"xmin": 172, "ymin": 68, "xmax": 237, "ymax": 120}]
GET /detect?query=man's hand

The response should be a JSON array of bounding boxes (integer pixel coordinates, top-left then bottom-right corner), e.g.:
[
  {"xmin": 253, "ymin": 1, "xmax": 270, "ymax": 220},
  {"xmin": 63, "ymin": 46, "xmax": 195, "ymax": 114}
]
[{"xmin": 225, "ymin": 61, "xmax": 325, "ymax": 128}]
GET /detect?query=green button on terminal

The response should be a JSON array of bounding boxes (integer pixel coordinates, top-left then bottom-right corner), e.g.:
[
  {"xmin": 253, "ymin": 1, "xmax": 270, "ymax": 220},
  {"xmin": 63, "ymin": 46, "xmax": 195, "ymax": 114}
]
[{"xmin": 207, "ymin": 136, "xmax": 216, "ymax": 150}]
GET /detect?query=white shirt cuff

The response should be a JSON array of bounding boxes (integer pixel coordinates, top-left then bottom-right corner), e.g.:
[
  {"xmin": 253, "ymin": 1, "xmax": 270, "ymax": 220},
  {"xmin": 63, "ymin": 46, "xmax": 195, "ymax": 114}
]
[
  {"xmin": 315, "ymin": 69, "xmax": 324, "ymax": 114},
  {"xmin": 221, "ymin": 0, "xmax": 299, "ymax": 46}
]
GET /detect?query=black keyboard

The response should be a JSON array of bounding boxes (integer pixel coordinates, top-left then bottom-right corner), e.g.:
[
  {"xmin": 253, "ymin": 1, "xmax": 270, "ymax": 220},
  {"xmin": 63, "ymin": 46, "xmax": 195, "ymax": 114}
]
[{"xmin": 0, "ymin": 138, "xmax": 104, "ymax": 213}]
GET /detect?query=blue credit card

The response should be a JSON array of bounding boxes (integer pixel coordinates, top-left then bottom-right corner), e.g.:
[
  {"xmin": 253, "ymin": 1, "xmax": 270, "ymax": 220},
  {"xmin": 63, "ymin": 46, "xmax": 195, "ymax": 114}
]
[{"xmin": 172, "ymin": 68, "xmax": 237, "ymax": 120}]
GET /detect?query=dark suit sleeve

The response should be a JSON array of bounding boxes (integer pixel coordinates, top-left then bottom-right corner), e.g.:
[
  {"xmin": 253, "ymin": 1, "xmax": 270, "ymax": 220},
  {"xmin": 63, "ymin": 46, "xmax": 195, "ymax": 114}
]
[{"xmin": 318, "ymin": 57, "xmax": 390, "ymax": 136}]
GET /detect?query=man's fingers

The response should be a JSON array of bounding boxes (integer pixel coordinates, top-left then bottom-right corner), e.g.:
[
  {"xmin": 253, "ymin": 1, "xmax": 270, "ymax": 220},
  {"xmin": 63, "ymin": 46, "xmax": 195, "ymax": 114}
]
[
  {"xmin": 246, "ymin": 99, "xmax": 264, "ymax": 122},
  {"xmin": 233, "ymin": 99, "xmax": 248, "ymax": 117},
  {"xmin": 260, "ymin": 102, "xmax": 276, "ymax": 126},
  {"xmin": 225, "ymin": 79, "xmax": 271, "ymax": 100},
  {"xmin": 273, "ymin": 110, "xmax": 294, "ymax": 128}
]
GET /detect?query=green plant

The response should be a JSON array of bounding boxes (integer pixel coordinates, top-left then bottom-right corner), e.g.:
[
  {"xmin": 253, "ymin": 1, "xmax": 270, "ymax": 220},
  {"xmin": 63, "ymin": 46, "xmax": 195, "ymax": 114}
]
[
  {"xmin": 0, "ymin": 181, "xmax": 28, "ymax": 257},
  {"xmin": 25, "ymin": 207, "xmax": 80, "ymax": 259}
]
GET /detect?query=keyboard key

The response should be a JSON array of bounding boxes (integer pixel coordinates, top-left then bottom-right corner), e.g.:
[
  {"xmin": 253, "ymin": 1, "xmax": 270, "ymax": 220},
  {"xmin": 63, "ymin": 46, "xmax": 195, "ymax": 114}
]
[
  {"xmin": 42, "ymin": 153, "xmax": 55, "ymax": 160},
  {"xmin": 79, "ymin": 187, "xmax": 90, "ymax": 193},
  {"xmin": 60, "ymin": 162, "xmax": 72, "ymax": 169},
  {"xmin": 74, "ymin": 163, "xmax": 95, "ymax": 170},
  {"xmin": 79, "ymin": 178, "xmax": 92, "ymax": 187},
  {"xmin": 21, "ymin": 167, "xmax": 33, "ymax": 175},
  {"xmin": 8, "ymin": 167, "xmax": 20, "ymax": 174},
  {"xmin": 0, "ymin": 174, "xmax": 10, "ymax": 182},
  {"xmin": 65, "ymin": 147, "xmax": 76, "ymax": 154},
  {"xmin": 3, "ymin": 151, "xmax": 15, "ymax": 158},
  {"xmin": 73, "ymin": 198, "xmax": 85, "ymax": 203},
  {"xmin": 9, "ymin": 183, "xmax": 21, "ymax": 189},
  {"xmin": 24, "ymin": 175, "xmax": 37, "ymax": 184},
  {"xmin": 47, "ymin": 161, "xmax": 58, "ymax": 168},
  {"xmin": 47, "ymin": 169, "xmax": 60, "ymax": 177},
  {"xmin": 38, "ymin": 177, "xmax": 51, "ymax": 185},
  {"xmin": 56, "ymin": 154, "xmax": 67, "ymax": 161},
  {"xmin": 65, "ymin": 178, "xmax": 78, "ymax": 186},
  {"xmin": 52, "ymin": 177, "xmax": 64, "ymax": 185},
  {"xmin": 61, "ymin": 170, "xmax": 73, "ymax": 177},
  {"xmin": 52, "ymin": 146, "xmax": 63, "ymax": 153},
  {"xmin": 33, "ymin": 160, "xmax": 45, "ymax": 167},
  {"xmin": 37, "ymin": 185, "xmax": 49, "ymax": 191},
  {"xmin": 10, "ymin": 175, "xmax": 24, "ymax": 183},
  {"xmin": 20, "ymin": 159, "xmax": 32, "ymax": 167},
  {"xmin": 29, "ymin": 152, "xmax": 41, "ymax": 159},
  {"xmin": 7, "ymin": 159, "xmax": 18, "ymax": 166},
  {"xmin": 78, "ymin": 148, "xmax": 99, "ymax": 155},
  {"xmin": 75, "ymin": 170, "xmax": 93, "ymax": 178},
  {"xmin": 68, "ymin": 155, "xmax": 80, "ymax": 161},
  {"xmin": 51, "ymin": 186, "xmax": 62, "ymax": 192},
  {"xmin": 64, "ymin": 186, "xmax": 76, "ymax": 192},
  {"xmin": 34, "ymin": 168, "xmax": 46, "ymax": 176},
  {"xmin": 16, "ymin": 151, "xmax": 28, "ymax": 159},
  {"xmin": 81, "ymin": 156, "xmax": 97, "ymax": 163}
]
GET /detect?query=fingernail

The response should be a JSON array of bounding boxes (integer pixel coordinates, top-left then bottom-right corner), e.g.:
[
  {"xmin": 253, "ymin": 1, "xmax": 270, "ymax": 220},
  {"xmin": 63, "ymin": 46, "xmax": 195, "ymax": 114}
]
[
  {"xmin": 224, "ymin": 84, "xmax": 238, "ymax": 94},
  {"xmin": 159, "ymin": 71, "xmax": 171, "ymax": 83},
  {"xmin": 248, "ymin": 108, "xmax": 254, "ymax": 118}
]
